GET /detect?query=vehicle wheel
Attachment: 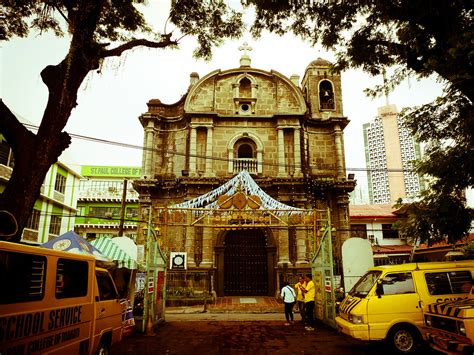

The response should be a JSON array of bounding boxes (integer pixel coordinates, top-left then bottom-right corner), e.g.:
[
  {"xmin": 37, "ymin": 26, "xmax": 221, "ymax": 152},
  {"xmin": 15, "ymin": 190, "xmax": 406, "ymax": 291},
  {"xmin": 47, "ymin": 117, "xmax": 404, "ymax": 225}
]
[
  {"xmin": 388, "ymin": 325, "xmax": 419, "ymax": 354},
  {"xmin": 96, "ymin": 341, "xmax": 110, "ymax": 355}
]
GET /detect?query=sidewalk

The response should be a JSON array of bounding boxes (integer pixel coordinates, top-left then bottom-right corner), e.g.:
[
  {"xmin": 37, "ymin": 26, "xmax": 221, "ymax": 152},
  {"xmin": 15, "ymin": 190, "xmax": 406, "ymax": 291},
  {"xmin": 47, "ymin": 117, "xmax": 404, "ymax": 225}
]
[{"xmin": 166, "ymin": 296, "xmax": 284, "ymax": 314}]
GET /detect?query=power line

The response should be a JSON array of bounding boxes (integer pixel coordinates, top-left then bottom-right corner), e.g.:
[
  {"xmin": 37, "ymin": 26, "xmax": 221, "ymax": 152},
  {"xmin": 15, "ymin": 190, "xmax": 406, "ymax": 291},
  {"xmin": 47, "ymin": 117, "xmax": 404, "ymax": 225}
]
[
  {"xmin": 29, "ymin": 211, "xmax": 431, "ymax": 234},
  {"xmin": 22, "ymin": 123, "xmax": 422, "ymax": 173},
  {"xmin": 28, "ymin": 210, "xmax": 144, "ymax": 223}
]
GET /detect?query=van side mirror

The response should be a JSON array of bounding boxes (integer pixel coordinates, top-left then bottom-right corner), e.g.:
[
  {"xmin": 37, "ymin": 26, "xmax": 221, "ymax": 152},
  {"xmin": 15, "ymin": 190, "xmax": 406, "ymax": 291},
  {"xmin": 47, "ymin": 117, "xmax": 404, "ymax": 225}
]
[{"xmin": 376, "ymin": 282, "xmax": 384, "ymax": 298}]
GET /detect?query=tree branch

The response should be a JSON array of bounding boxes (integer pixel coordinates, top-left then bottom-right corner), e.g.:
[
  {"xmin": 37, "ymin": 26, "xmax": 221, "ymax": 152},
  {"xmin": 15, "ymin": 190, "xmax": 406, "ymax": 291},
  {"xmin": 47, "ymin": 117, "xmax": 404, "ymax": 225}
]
[
  {"xmin": 101, "ymin": 35, "xmax": 178, "ymax": 58},
  {"xmin": 0, "ymin": 99, "xmax": 35, "ymax": 150},
  {"xmin": 368, "ymin": 39, "xmax": 425, "ymax": 72}
]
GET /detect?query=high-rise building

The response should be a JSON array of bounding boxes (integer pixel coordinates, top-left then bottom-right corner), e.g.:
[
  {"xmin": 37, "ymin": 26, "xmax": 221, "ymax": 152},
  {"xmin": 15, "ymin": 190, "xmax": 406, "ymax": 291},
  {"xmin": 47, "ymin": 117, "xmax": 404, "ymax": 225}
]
[{"xmin": 363, "ymin": 104, "xmax": 425, "ymax": 204}]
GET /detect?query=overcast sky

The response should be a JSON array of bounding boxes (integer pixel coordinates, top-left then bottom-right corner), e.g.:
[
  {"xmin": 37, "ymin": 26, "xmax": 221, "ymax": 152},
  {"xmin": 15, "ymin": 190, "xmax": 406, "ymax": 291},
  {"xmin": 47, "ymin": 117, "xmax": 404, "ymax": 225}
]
[{"xmin": 1, "ymin": 1, "xmax": 445, "ymax": 199}]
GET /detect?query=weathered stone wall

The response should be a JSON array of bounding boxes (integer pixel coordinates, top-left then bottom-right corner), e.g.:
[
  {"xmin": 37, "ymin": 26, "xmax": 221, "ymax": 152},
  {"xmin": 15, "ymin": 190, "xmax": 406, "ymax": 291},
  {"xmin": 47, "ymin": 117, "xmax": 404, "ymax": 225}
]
[
  {"xmin": 189, "ymin": 72, "xmax": 302, "ymax": 116},
  {"xmin": 149, "ymin": 122, "xmax": 189, "ymax": 177},
  {"xmin": 305, "ymin": 126, "xmax": 338, "ymax": 176}
]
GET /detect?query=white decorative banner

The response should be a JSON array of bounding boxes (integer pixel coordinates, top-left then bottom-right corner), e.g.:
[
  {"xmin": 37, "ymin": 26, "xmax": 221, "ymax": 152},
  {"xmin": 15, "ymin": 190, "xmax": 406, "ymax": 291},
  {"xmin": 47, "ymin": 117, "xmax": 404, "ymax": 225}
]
[{"xmin": 171, "ymin": 170, "xmax": 303, "ymax": 215}]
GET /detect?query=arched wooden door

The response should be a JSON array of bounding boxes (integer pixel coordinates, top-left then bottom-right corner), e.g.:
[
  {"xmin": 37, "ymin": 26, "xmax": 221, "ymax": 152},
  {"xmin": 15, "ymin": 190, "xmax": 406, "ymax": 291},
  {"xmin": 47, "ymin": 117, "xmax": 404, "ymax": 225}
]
[{"xmin": 223, "ymin": 229, "xmax": 268, "ymax": 295}]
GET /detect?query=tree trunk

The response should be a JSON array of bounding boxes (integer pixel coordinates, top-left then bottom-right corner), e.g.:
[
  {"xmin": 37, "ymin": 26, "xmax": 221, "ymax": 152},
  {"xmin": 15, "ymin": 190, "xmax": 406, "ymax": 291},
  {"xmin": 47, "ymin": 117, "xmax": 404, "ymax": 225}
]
[
  {"xmin": 0, "ymin": 0, "xmax": 177, "ymax": 242},
  {"xmin": 0, "ymin": 125, "xmax": 68, "ymax": 242},
  {"xmin": 0, "ymin": 1, "xmax": 104, "ymax": 241}
]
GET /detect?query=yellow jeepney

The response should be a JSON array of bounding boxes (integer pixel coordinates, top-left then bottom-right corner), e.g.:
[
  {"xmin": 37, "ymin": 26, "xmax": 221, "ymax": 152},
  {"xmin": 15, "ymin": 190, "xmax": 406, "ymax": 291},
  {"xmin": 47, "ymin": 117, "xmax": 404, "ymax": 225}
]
[{"xmin": 336, "ymin": 261, "xmax": 474, "ymax": 354}]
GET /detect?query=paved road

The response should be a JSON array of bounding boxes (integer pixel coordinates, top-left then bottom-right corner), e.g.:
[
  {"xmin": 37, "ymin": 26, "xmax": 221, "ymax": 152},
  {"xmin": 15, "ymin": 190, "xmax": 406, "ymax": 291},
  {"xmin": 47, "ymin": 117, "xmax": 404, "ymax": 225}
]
[{"xmin": 112, "ymin": 313, "xmax": 440, "ymax": 355}]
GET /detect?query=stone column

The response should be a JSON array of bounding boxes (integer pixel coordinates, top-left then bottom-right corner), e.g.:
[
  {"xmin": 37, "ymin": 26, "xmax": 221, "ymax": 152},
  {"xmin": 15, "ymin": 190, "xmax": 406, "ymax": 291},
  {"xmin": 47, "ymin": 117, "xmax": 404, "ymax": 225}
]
[
  {"xmin": 232, "ymin": 83, "xmax": 239, "ymax": 112},
  {"xmin": 232, "ymin": 83, "xmax": 239, "ymax": 98},
  {"xmin": 141, "ymin": 123, "xmax": 148, "ymax": 177},
  {"xmin": 335, "ymin": 193, "xmax": 351, "ymax": 260},
  {"xmin": 303, "ymin": 130, "xmax": 310, "ymax": 174},
  {"xmin": 293, "ymin": 127, "xmax": 302, "ymax": 176},
  {"xmin": 200, "ymin": 227, "xmax": 214, "ymax": 268},
  {"xmin": 251, "ymin": 83, "xmax": 258, "ymax": 98},
  {"xmin": 295, "ymin": 229, "xmax": 308, "ymax": 266},
  {"xmin": 189, "ymin": 126, "xmax": 197, "ymax": 176},
  {"xmin": 334, "ymin": 124, "xmax": 344, "ymax": 179},
  {"xmin": 143, "ymin": 121, "xmax": 155, "ymax": 179},
  {"xmin": 184, "ymin": 226, "xmax": 196, "ymax": 268},
  {"xmin": 205, "ymin": 126, "xmax": 214, "ymax": 176},
  {"xmin": 228, "ymin": 148, "xmax": 234, "ymax": 173},
  {"xmin": 257, "ymin": 149, "xmax": 263, "ymax": 174},
  {"xmin": 277, "ymin": 229, "xmax": 290, "ymax": 266},
  {"xmin": 277, "ymin": 128, "xmax": 286, "ymax": 177}
]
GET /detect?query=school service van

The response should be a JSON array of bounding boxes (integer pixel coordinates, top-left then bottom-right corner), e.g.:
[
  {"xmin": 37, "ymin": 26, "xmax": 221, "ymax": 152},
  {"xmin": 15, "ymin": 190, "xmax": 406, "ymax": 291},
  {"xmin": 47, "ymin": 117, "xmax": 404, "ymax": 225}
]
[
  {"xmin": 0, "ymin": 241, "xmax": 123, "ymax": 355},
  {"xmin": 335, "ymin": 261, "xmax": 474, "ymax": 354},
  {"xmin": 423, "ymin": 285, "xmax": 474, "ymax": 354}
]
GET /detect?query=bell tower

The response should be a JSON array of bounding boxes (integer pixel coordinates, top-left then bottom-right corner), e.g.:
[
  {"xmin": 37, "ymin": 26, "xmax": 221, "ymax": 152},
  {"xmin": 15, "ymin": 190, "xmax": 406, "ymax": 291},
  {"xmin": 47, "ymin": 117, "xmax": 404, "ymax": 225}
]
[{"xmin": 301, "ymin": 58, "xmax": 343, "ymax": 120}]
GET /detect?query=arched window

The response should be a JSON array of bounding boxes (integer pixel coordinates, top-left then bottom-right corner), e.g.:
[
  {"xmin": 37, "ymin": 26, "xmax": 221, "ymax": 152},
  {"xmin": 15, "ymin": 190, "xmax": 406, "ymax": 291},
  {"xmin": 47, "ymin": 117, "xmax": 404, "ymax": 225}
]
[
  {"xmin": 228, "ymin": 133, "xmax": 263, "ymax": 175},
  {"xmin": 238, "ymin": 143, "xmax": 254, "ymax": 158},
  {"xmin": 233, "ymin": 75, "xmax": 257, "ymax": 114},
  {"xmin": 233, "ymin": 138, "xmax": 257, "ymax": 173},
  {"xmin": 235, "ymin": 138, "xmax": 256, "ymax": 158},
  {"xmin": 319, "ymin": 80, "xmax": 335, "ymax": 110}
]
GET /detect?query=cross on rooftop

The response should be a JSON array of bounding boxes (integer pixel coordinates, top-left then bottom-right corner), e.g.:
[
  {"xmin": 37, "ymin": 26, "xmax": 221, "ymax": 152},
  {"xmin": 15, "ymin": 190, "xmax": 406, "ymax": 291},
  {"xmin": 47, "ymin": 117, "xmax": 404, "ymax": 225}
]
[{"xmin": 238, "ymin": 42, "xmax": 253, "ymax": 55}]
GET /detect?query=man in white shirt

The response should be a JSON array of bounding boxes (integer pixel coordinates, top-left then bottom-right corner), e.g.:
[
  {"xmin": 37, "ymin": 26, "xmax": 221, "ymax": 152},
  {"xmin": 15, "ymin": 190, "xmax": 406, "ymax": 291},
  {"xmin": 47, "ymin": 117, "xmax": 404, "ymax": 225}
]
[{"xmin": 280, "ymin": 280, "xmax": 296, "ymax": 325}]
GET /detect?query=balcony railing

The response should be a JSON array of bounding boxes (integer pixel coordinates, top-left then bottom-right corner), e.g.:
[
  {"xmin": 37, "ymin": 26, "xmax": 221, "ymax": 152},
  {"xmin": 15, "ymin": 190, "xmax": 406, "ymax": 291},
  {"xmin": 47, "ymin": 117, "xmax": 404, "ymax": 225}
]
[{"xmin": 233, "ymin": 158, "xmax": 258, "ymax": 174}]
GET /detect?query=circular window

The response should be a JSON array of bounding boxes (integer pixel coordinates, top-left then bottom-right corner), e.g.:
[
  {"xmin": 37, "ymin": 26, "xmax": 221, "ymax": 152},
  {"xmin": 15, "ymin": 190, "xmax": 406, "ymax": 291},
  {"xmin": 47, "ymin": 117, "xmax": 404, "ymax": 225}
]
[{"xmin": 240, "ymin": 103, "xmax": 250, "ymax": 112}]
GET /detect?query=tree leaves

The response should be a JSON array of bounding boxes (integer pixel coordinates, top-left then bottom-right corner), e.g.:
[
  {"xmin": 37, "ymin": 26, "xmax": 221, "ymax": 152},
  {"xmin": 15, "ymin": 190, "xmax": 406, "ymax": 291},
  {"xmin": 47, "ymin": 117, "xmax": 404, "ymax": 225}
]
[
  {"xmin": 246, "ymin": 0, "xmax": 473, "ymax": 245},
  {"xmin": 395, "ymin": 190, "xmax": 471, "ymax": 246},
  {"xmin": 170, "ymin": 0, "xmax": 243, "ymax": 60}
]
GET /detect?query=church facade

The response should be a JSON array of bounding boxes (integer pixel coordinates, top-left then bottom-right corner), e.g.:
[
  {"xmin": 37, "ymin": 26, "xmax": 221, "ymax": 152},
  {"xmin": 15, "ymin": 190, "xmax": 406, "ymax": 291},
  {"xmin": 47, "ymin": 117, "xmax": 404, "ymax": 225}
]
[{"xmin": 133, "ymin": 50, "xmax": 354, "ymax": 297}]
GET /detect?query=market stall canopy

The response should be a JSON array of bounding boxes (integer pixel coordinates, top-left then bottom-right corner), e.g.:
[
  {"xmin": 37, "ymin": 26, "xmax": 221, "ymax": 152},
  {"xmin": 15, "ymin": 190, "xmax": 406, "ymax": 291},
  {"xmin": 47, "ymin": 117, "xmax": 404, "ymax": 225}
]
[
  {"xmin": 111, "ymin": 236, "xmax": 138, "ymax": 261},
  {"xmin": 91, "ymin": 237, "xmax": 137, "ymax": 269},
  {"xmin": 42, "ymin": 230, "xmax": 109, "ymax": 261},
  {"xmin": 171, "ymin": 170, "xmax": 303, "ymax": 214}
]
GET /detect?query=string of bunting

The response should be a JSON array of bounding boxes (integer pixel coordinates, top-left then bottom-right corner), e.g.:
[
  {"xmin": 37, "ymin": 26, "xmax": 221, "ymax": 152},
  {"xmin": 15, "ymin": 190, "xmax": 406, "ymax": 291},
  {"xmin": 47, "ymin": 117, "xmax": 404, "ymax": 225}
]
[{"xmin": 170, "ymin": 170, "xmax": 304, "ymax": 215}]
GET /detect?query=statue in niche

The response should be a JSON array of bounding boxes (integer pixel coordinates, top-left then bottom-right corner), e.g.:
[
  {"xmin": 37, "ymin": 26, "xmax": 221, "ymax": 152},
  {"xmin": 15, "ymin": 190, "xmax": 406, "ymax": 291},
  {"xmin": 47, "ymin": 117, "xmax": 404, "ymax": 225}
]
[{"xmin": 319, "ymin": 80, "xmax": 335, "ymax": 110}]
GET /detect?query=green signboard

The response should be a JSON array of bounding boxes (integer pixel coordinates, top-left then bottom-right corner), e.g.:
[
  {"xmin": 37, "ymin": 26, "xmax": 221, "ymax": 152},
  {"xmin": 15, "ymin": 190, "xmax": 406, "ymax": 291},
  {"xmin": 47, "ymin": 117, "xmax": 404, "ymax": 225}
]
[{"xmin": 81, "ymin": 165, "xmax": 142, "ymax": 178}]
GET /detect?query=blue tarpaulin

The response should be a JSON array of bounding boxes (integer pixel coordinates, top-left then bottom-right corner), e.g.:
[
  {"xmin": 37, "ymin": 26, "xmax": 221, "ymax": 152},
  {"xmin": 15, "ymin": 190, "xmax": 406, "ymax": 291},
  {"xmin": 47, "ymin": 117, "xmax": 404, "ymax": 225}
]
[{"xmin": 42, "ymin": 230, "xmax": 108, "ymax": 261}]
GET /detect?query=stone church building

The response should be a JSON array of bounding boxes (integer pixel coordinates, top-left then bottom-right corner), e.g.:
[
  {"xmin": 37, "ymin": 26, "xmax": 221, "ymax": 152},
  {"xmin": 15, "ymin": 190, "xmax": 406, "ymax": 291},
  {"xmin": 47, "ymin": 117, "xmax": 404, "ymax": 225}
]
[{"xmin": 133, "ymin": 48, "xmax": 355, "ymax": 297}]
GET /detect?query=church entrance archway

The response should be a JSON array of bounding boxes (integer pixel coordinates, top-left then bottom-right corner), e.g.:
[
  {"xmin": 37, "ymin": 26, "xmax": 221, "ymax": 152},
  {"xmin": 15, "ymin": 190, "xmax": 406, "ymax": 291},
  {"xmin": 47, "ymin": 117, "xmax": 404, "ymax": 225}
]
[{"xmin": 216, "ymin": 229, "xmax": 275, "ymax": 296}]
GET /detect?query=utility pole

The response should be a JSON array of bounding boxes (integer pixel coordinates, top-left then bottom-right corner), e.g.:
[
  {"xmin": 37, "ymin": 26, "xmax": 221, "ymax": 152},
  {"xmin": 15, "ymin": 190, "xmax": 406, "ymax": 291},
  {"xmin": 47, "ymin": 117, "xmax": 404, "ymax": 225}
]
[{"xmin": 118, "ymin": 179, "xmax": 127, "ymax": 236}]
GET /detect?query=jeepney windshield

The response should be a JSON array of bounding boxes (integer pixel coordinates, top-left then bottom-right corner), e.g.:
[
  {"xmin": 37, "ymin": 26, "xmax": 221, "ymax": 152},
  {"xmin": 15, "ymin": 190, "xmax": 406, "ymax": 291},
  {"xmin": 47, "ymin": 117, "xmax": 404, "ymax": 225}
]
[{"xmin": 349, "ymin": 270, "xmax": 382, "ymax": 298}]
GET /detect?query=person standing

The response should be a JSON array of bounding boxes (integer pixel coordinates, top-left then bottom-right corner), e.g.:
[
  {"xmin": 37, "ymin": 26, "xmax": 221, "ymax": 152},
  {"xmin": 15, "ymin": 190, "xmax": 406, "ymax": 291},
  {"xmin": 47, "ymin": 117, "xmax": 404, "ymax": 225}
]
[
  {"xmin": 280, "ymin": 281, "xmax": 296, "ymax": 325},
  {"xmin": 294, "ymin": 276, "xmax": 306, "ymax": 322},
  {"xmin": 301, "ymin": 273, "xmax": 316, "ymax": 331}
]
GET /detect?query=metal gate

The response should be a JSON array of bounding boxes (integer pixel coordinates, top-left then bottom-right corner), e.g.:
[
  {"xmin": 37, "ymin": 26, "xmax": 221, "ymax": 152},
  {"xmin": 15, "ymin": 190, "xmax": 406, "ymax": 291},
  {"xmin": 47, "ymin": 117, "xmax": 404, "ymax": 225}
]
[
  {"xmin": 312, "ymin": 211, "xmax": 337, "ymax": 329},
  {"xmin": 224, "ymin": 229, "xmax": 268, "ymax": 295}
]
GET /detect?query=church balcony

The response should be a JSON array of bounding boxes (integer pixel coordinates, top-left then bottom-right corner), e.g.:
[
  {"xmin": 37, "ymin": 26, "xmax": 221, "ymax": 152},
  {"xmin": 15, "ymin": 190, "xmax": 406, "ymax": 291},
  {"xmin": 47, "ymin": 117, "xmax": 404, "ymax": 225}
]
[{"xmin": 233, "ymin": 158, "xmax": 258, "ymax": 174}]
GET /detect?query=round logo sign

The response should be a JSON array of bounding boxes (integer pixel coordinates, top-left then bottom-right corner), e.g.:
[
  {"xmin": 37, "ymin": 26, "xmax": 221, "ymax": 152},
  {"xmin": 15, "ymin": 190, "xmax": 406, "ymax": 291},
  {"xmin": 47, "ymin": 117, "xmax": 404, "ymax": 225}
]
[{"xmin": 53, "ymin": 239, "xmax": 71, "ymax": 251}]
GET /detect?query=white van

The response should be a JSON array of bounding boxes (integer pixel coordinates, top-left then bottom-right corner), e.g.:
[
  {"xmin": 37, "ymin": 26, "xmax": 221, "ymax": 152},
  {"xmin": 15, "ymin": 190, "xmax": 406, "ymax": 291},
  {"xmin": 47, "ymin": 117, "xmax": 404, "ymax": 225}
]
[{"xmin": 0, "ymin": 241, "xmax": 123, "ymax": 354}]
